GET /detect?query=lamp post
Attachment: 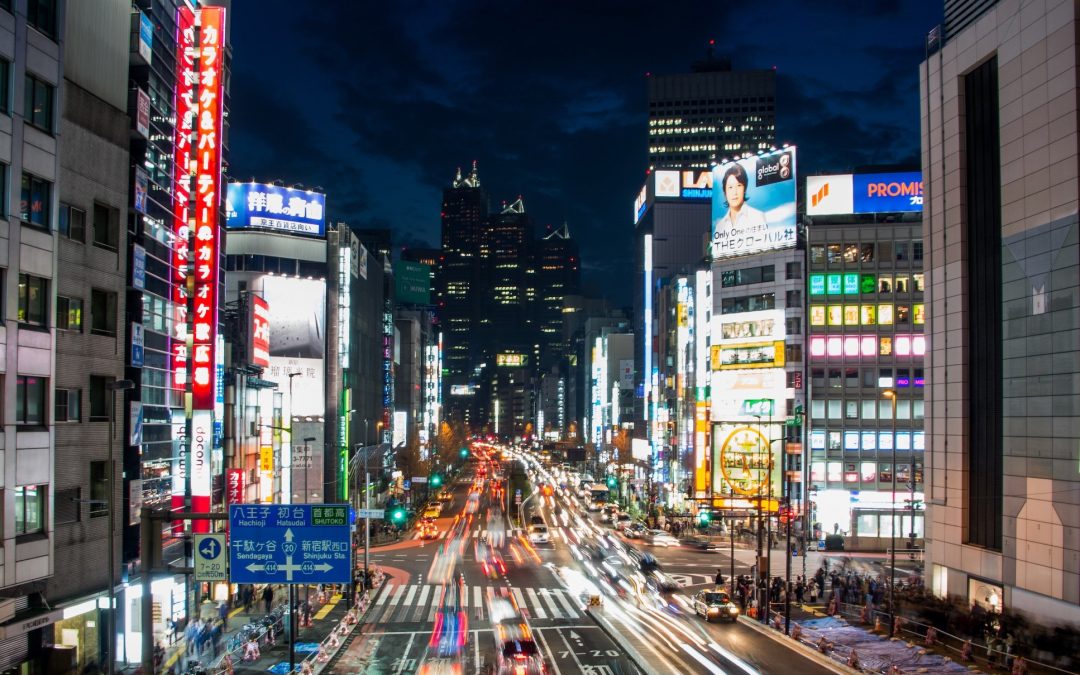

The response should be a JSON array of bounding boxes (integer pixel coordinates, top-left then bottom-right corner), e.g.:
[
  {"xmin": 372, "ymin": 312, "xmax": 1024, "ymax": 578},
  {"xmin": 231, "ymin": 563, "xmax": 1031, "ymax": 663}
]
[
  {"xmin": 285, "ymin": 371, "xmax": 301, "ymax": 674},
  {"xmin": 105, "ymin": 379, "xmax": 134, "ymax": 675},
  {"xmin": 883, "ymin": 389, "xmax": 898, "ymax": 636}
]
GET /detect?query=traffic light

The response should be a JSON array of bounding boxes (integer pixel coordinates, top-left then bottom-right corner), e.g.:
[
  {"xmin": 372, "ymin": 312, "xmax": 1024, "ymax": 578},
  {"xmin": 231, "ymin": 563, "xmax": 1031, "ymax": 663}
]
[
  {"xmin": 389, "ymin": 506, "xmax": 407, "ymax": 526},
  {"xmin": 697, "ymin": 511, "xmax": 712, "ymax": 528},
  {"xmin": 606, "ymin": 475, "xmax": 617, "ymax": 489},
  {"xmin": 460, "ymin": 447, "xmax": 469, "ymax": 459},
  {"xmin": 430, "ymin": 473, "xmax": 443, "ymax": 488}
]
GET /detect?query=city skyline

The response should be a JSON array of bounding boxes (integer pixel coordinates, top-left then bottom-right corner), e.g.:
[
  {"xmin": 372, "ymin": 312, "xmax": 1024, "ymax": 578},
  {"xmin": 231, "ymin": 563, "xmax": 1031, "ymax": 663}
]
[{"xmin": 229, "ymin": 0, "xmax": 942, "ymax": 305}]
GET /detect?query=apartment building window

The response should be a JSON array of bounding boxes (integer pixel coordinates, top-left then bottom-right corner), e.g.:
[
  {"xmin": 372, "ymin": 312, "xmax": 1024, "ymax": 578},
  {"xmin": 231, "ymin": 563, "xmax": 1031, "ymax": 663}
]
[
  {"xmin": 56, "ymin": 295, "xmax": 82, "ymax": 331},
  {"xmin": 89, "ymin": 376, "xmax": 113, "ymax": 421},
  {"xmin": 54, "ymin": 388, "xmax": 80, "ymax": 422},
  {"xmin": 721, "ymin": 264, "xmax": 773, "ymax": 288},
  {"xmin": 17, "ymin": 273, "xmax": 48, "ymax": 326},
  {"xmin": 786, "ymin": 317, "xmax": 801, "ymax": 335},
  {"xmin": 785, "ymin": 344, "xmax": 802, "ymax": 363},
  {"xmin": 26, "ymin": 0, "xmax": 56, "ymax": 40},
  {"xmin": 785, "ymin": 290, "xmax": 802, "ymax": 307},
  {"xmin": 720, "ymin": 292, "xmax": 774, "ymax": 314},
  {"xmin": 89, "ymin": 461, "xmax": 107, "ymax": 517},
  {"xmin": 92, "ymin": 202, "xmax": 119, "ymax": 251},
  {"xmin": 785, "ymin": 261, "xmax": 802, "ymax": 279},
  {"xmin": 14, "ymin": 485, "xmax": 45, "ymax": 535},
  {"xmin": 0, "ymin": 59, "xmax": 8, "ymax": 113},
  {"xmin": 58, "ymin": 203, "xmax": 85, "ymax": 241},
  {"xmin": 913, "ymin": 241, "xmax": 924, "ymax": 263},
  {"xmin": 20, "ymin": 173, "xmax": 51, "ymax": 228},
  {"xmin": 91, "ymin": 289, "xmax": 117, "ymax": 336},
  {"xmin": 23, "ymin": 73, "xmax": 54, "ymax": 132},
  {"xmin": 15, "ymin": 375, "xmax": 46, "ymax": 425}
]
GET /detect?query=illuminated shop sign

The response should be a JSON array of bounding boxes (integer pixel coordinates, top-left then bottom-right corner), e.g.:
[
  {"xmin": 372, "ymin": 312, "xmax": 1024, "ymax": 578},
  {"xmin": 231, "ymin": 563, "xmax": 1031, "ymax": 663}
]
[
  {"xmin": 170, "ymin": 5, "xmax": 196, "ymax": 391},
  {"xmin": 806, "ymin": 172, "xmax": 923, "ymax": 216},
  {"xmin": 710, "ymin": 341, "xmax": 786, "ymax": 370},
  {"xmin": 633, "ymin": 183, "xmax": 647, "ymax": 224},
  {"xmin": 711, "ymin": 147, "xmax": 797, "ymax": 259},
  {"xmin": 809, "ymin": 334, "xmax": 926, "ymax": 358},
  {"xmin": 809, "ymin": 273, "xmax": 878, "ymax": 296},
  {"xmin": 714, "ymin": 309, "xmax": 785, "ymax": 344},
  {"xmin": 655, "ymin": 169, "xmax": 714, "ymax": 200},
  {"xmin": 711, "ymin": 424, "xmax": 781, "ymax": 501},
  {"xmin": 225, "ymin": 182, "xmax": 326, "ymax": 236},
  {"xmin": 496, "ymin": 353, "xmax": 528, "ymax": 367},
  {"xmin": 250, "ymin": 295, "xmax": 270, "ymax": 366}
]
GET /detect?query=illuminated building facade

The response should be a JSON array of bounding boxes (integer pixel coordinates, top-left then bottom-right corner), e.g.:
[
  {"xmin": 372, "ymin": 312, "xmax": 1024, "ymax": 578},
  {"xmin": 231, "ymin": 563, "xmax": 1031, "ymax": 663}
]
[{"xmin": 648, "ymin": 49, "xmax": 776, "ymax": 169}]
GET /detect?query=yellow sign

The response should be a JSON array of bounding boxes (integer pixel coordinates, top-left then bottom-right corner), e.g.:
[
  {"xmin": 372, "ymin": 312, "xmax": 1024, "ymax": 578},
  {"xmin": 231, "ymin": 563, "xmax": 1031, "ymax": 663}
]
[
  {"xmin": 717, "ymin": 426, "xmax": 774, "ymax": 497},
  {"xmin": 260, "ymin": 446, "xmax": 274, "ymax": 473},
  {"xmin": 711, "ymin": 341, "xmax": 785, "ymax": 370},
  {"xmin": 496, "ymin": 353, "xmax": 526, "ymax": 367}
]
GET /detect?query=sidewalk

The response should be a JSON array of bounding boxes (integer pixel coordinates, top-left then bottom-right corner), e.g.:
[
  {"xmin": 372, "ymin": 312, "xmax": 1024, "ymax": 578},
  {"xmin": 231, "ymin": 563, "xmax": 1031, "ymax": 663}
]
[{"xmin": 159, "ymin": 585, "xmax": 352, "ymax": 674}]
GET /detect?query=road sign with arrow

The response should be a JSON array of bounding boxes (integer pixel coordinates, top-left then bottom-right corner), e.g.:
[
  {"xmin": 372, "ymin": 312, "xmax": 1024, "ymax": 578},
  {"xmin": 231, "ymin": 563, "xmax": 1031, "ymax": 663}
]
[
  {"xmin": 228, "ymin": 504, "xmax": 352, "ymax": 585},
  {"xmin": 194, "ymin": 533, "xmax": 227, "ymax": 581}
]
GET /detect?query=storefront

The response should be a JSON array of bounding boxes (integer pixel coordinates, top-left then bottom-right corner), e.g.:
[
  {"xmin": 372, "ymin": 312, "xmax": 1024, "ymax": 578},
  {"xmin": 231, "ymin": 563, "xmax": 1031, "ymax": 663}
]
[
  {"xmin": 53, "ymin": 595, "xmax": 108, "ymax": 674},
  {"xmin": 120, "ymin": 577, "xmax": 186, "ymax": 665}
]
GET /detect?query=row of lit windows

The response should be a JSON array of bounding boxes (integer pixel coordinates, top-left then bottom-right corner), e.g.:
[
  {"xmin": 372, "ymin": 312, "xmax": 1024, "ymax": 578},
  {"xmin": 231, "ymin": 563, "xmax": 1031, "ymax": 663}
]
[
  {"xmin": 811, "ymin": 398, "xmax": 925, "ymax": 422},
  {"xmin": 812, "ymin": 367, "xmax": 924, "ymax": 389},
  {"xmin": 811, "ymin": 429, "xmax": 925, "ymax": 452},
  {"xmin": 809, "ymin": 335, "xmax": 926, "ymax": 358},
  {"xmin": 810, "ymin": 304, "xmax": 925, "ymax": 326},
  {"xmin": 810, "ymin": 241, "xmax": 923, "ymax": 266},
  {"xmin": 809, "ymin": 273, "xmax": 924, "ymax": 295},
  {"xmin": 811, "ymin": 463, "xmax": 924, "ymax": 494}
]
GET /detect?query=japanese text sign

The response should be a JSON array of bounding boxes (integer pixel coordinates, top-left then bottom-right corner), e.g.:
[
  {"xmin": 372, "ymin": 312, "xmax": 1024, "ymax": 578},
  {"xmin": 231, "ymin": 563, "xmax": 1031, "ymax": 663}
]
[{"xmin": 229, "ymin": 504, "xmax": 352, "ymax": 584}]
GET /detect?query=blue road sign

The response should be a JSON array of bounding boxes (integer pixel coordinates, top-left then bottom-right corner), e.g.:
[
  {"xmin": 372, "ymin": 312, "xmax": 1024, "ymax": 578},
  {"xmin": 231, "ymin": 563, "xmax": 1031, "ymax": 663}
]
[
  {"xmin": 199, "ymin": 537, "xmax": 220, "ymax": 559},
  {"xmin": 295, "ymin": 643, "xmax": 320, "ymax": 653},
  {"xmin": 268, "ymin": 662, "xmax": 302, "ymax": 674},
  {"xmin": 229, "ymin": 504, "xmax": 352, "ymax": 585}
]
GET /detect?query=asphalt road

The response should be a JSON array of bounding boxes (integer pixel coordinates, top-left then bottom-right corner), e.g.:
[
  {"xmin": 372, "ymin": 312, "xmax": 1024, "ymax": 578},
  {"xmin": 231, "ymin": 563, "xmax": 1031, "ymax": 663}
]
[{"xmin": 335, "ymin": 450, "xmax": 842, "ymax": 674}]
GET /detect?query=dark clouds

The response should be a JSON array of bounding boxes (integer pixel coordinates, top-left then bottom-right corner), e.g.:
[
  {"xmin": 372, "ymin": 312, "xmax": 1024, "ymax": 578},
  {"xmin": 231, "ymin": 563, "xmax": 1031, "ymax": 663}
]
[{"xmin": 228, "ymin": 0, "xmax": 941, "ymax": 305}]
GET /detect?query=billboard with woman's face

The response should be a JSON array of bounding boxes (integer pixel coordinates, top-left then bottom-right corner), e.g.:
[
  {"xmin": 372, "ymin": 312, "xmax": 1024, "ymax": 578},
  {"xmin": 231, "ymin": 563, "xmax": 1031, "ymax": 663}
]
[{"xmin": 711, "ymin": 147, "xmax": 798, "ymax": 259}]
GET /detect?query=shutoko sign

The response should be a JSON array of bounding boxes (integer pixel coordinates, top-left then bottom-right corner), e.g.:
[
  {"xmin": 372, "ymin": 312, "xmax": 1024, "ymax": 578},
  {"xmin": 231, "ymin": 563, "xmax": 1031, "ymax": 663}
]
[{"xmin": 226, "ymin": 183, "xmax": 327, "ymax": 236}]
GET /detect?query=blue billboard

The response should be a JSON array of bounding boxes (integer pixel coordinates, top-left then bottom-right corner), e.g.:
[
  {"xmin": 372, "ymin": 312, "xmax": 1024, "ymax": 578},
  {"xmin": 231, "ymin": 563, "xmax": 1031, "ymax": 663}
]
[
  {"xmin": 710, "ymin": 147, "xmax": 798, "ymax": 259},
  {"xmin": 226, "ymin": 183, "xmax": 326, "ymax": 237},
  {"xmin": 853, "ymin": 172, "xmax": 922, "ymax": 213}
]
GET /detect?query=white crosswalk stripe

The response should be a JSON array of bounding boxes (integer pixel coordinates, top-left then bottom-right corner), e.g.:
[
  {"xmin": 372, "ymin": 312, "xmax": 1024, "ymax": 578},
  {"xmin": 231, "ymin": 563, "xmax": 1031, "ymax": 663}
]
[{"xmin": 369, "ymin": 583, "xmax": 582, "ymax": 625}]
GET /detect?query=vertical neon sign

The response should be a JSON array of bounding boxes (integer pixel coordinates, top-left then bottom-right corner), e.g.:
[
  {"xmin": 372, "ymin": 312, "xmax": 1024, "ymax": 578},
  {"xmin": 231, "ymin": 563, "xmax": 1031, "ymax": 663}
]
[
  {"xmin": 191, "ymin": 6, "xmax": 225, "ymax": 531},
  {"xmin": 170, "ymin": 6, "xmax": 196, "ymax": 523}
]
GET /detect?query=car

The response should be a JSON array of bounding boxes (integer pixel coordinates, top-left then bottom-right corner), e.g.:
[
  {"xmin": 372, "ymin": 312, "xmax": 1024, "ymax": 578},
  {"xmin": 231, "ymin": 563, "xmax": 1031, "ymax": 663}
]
[
  {"xmin": 527, "ymin": 525, "xmax": 549, "ymax": 544},
  {"xmin": 644, "ymin": 569, "xmax": 680, "ymax": 594},
  {"xmin": 494, "ymin": 623, "xmax": 545, "ymax": 674},
  {"xmin": 692, "ymin": 590, "xmax": 740, "ymax": 623},
  {"xmin": 682, "ymin": 535, "xmax": 722, "ymax": 553},
  {"xmin": 529, "ymin": 515, "xmax": 546, "ymax": 527},
  {"xmin": 600, "ymin": 505, "xmax": 619, "ymax": 523},
  {"xmin": 437, "ymin": 488, "xmax": 454, "ymax": 502},
  {"xmin": 613, "ymin": 513, "xmax": 633, "ymax": 531},
  {"xmin": 643, "ymin": 530, "xmax": 680, "ymax": 547},
  {"xmin": 586, "ymin": 501, "xmax": 604, "ymax": 512},
  {"xmin": 416, "ymin": 516, "xmax": 437, "ymax": 530},
  {"xmin": 426, "ymin": 501, "xmax": 443, "ymax": 515},
  {"xmin": 419, "ymin": 523, "xmax": 439, "ymax": 540},
  {"xmin": 624, "ymin": 522, "xmax": 647, "ymax": 539},
  {"xmin": 423, "ymin": 506, "xmax": 442, "ymax": 518}
]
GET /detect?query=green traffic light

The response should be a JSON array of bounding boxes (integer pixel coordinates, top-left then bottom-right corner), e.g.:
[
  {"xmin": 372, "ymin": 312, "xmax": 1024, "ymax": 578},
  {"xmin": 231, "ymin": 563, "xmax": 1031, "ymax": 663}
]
[
  {"xmin": 460, "ymin": 447, "xmax": 469, "ymax": 458},
  {"xmin": 606, "ymin": 476, "xmax": 617, "ymax": 488},
  {"xmin": 390, "ymin": 507, "xmax": 406, "ymax": 523},
  {"xmin": 698, "ymin": 511, "xmax": 711, "ymax": 525},
  {"xmin": 430, "ymin": 474, "xmax": 443, "ymax": 488}
]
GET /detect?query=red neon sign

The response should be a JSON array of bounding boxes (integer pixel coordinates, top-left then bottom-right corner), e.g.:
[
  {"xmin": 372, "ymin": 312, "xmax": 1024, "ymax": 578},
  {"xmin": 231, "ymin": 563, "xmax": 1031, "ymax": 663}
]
[
  {"xmin": 171, "ymin": 6, "xmax": 196, "ymax": 393},
  {"xmin": 251, "ymin": 295, "xmax": 270, "ymax": 367},
  {"xmin": 191, "ymin": 6, "xmax": 225, "ymax": 411}
]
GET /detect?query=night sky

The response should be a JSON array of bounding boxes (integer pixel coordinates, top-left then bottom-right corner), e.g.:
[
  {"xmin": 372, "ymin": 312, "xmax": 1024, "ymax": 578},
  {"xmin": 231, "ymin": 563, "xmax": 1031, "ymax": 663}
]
[{"xmin": 229, "ymin": 1, "xmax": 942, "ymax": 306}]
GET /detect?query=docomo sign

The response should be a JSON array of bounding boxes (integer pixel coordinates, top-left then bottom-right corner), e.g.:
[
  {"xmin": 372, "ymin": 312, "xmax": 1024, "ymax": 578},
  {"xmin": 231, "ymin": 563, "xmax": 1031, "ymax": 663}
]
[
  {"xmin": 250, "ymin": 295, "xmax": 270, "ymax": 367},
  {"xmin": 191, "ymin": 411, "xmax": 212, "ymax": 533},
  {"xmin": 191, "ymin": 6, "xmax": 226, "ymax": 411}
]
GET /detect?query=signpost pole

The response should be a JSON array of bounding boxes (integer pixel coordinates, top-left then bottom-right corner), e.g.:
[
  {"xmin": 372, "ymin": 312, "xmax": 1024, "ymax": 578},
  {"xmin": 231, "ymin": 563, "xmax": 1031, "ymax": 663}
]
[
  {"xmin": 364, "ymin": 460, "xmax": 370, "ymax": 600},
  {"xmin": 289, "ymin": 584, "xmax": 296, "ymax": 672}
]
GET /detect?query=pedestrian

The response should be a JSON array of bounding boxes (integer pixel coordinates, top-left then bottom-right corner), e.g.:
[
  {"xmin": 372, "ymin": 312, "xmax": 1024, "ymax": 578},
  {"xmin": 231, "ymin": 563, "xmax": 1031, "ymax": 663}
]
[
  {"xmin": 210, "ymin": 620, "xmax": 222, "ymax": 658},
  {"xmin": 217, "ymin": 601, "xmax": 229, "ymax": 631},
  {"xmin": 715, "ymin": 569, "xmax": 724, "ymax": 587},
  {"xmin": 242, "ymin": 585, "xmax": 254, "ymax": 613},
  {"xmin": 262, "ymin": 585, "xmax": 274, "ymax": 614}
]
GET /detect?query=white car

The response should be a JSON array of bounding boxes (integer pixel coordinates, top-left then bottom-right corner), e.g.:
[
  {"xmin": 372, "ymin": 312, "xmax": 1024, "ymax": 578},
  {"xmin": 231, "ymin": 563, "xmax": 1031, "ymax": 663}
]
[
  {"xmin": 528, "ymin": 525, "xmax": 550, "ymax": 544},
  {"xmin": 644, "ymin": 529, "xmax": 680, "ymax": 547}
]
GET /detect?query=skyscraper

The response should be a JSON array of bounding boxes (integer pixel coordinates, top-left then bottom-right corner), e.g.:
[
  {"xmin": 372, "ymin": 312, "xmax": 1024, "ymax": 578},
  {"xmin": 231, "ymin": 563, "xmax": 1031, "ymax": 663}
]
[
  {"xmin": 647, "ymin": 47, "xmax": 776, "ymax": 169},
  {"xmin": 536, "ymin": 223, "xmax": 581, "ymax": 368},
  {"xmin": 438, "ymin": 163, "xmax": 489, "ymax": 423}
]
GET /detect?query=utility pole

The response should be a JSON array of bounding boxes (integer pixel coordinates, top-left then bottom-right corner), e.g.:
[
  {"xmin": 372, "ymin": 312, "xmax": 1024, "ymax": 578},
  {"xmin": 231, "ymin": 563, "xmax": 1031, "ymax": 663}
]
[
  {"xmin": 884, "ymin": 389, "xmax": 898, "ymax": 636},
  {"xmin": 104, "ymin": 379, "xmax": 133, "ymax": 675}
]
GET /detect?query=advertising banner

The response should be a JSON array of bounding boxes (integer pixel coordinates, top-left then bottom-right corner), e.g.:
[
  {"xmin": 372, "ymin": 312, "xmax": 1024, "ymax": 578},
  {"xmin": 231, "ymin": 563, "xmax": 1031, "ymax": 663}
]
[
  {"xmin": 710, "ymin": 341, "xmax": 785, "ymax": 370},
  {"xmin": 226, "ymin": 468, "xmax": 245, "ymax": 505},
  {"xmin": 135, "ymin": 88, "xmax": 150, "ymax": 138},
  {"xmin": 258, "ymin": 272, "xmax": 327, "ymax": 415},
  {"xmin": 711, "ymin": 147, "xmax": 797, "ymax": 259},
  {"xmin": 713, "ymin": 309, "xmax": 785, "ymax": 344},
  {"xmin": 138, "ymin": 11, "xmax": 153, "ymax": 63},
  {"xmin": 711, "ymin": 422, "xmax": 783, "ymax": 505},
  {"xmin": 249, "ymin": 295, "xmax": 270, "ymax": 367},
  {"xmin": 394, "ymin": 261, "xmax": 431, "ymax": 305},
  {"xmin": 191, "ymin": 411, "xmax": 213, "ymax": 527},
  {"xmin": 225, "ymin": 183, "xmax": 326, "ymax": 236},
  {"xmin": 134, "ymin": 166, "xmax": 148, "ymax": 215},
  {"xmin": 807, "ymin": 172, "xmax": 923, "ymax": 215},
  {"xmin": 170, "ymin": 4, "xmax": 196, "ymax": 393},
  {"xmin": 392, "ymin": 411, "xmax": 407, "ymax": 448}
]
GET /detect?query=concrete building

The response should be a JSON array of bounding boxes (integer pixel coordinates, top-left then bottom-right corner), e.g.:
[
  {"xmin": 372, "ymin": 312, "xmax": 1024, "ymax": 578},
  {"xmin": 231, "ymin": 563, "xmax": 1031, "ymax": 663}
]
[
  {"xmin": 920, "ymin": 0, "xmax": 1080, "ymax": 623},
  {"xmin": 48, "ymin": 1, "xmax": 130, "ymax": 671},
  {"xmin": 0, "ymin": 0, "xmax": 64, "ymax": 670}
]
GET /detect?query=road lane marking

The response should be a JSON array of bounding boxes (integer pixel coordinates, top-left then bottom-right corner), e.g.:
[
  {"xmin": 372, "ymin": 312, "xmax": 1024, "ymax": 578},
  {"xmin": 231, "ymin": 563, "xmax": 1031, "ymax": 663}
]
[
  {"xmin": 393, "ymin": 633, "xmax": 416, "ymax": 675},
  {"xmin": 551, "ymin": 589, "xmax": 579, "ymax": 618},
  {"xmin": 531, "ymin": 627, "xmax": 564, "ymax": 675},
  {"xmin": 411, "ymin": 585, "xmax": 432, "ymax": 622},
  {"xmin": 473, "ymin": 585, "xmax": 482, "ymax": 613},
  {"xmin": 511, "ymin": 587, "xmax": 528, "ymax": 617},
  {"xmin": 680, "ymin": 643, "xmax": 726, "ymax": 674},
  {"xmin": 525, "ymin": 588, "xmax": 548, "ymax": 619}
]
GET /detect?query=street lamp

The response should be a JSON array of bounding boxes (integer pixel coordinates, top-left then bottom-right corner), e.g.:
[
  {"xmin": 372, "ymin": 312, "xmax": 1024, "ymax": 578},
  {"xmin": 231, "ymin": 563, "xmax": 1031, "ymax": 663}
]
[
  {"xmin": 883, "ymin": 389, "xmax": 898, "ymax": 636},
  {"xmin": 105, "ymin": 379, "xmax": 134, "ymax": 675}
]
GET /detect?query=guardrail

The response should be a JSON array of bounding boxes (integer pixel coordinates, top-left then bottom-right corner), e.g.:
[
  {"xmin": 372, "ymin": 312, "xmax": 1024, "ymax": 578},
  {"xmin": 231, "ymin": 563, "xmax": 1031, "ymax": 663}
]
[{"xmin": 302, "ymin": 568, "xmax": 387, "ymax": 674}]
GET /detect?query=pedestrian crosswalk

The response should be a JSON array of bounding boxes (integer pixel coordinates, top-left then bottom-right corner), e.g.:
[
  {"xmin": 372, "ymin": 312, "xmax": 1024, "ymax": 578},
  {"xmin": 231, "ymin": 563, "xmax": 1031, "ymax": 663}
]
[{"xmin": 366, "ymin": 582, "xmax": 585, "ymax": 625}]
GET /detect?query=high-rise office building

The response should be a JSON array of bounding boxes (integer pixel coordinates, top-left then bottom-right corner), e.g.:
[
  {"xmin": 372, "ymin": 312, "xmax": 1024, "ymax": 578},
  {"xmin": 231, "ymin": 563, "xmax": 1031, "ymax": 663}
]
[
  {"xmin": 438, "ymin": 163, "xmax": 488, "ymax": 424},
  {"xmin": 921, "ymin": 0, "xmax": 1080, "ymax": 625},
  {"xmin": 647, "ymin": 49, "xmax": 776, "ymax": 169},
  {"xmin": 536, "ymin": 223, "xmax": 581, "ymax": 368}
]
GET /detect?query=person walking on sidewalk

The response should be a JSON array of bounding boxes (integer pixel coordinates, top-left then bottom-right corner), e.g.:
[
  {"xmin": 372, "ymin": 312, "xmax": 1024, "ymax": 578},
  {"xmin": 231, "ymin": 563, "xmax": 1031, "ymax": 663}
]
[
  {"xmin": 715, "ymin": 569, "xmax": 725, "ymax": 587},
  {"xmin": 262, "ymin": 585, "xmax": 274, "ymax": 614}
]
